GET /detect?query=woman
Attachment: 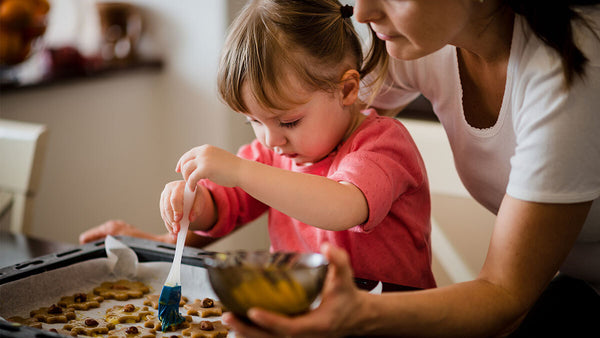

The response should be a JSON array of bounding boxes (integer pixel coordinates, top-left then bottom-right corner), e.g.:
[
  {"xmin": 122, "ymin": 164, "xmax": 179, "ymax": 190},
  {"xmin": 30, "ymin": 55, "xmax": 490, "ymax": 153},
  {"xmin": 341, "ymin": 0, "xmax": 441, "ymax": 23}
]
[{"xmin": 224, "ymin": 0, "xmax": 600, "ymax": 337}]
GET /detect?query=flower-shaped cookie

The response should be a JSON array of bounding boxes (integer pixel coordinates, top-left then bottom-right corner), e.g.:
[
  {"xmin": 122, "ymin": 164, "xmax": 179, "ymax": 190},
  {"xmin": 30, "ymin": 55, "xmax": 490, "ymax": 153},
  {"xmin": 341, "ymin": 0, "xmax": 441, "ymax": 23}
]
[
  {"xmin": 58, "ymin": 291, "xmax": 104, "ymax": 310},
  {"xmin": 63, "ymin": 317, "xmax": 116, "ymax": 336},
  {"xmin": 105, "ymin": 304, "xmax": 153, "ymax": 324},
  {"xmin": 184, "ymin": 298, "xmax": 224, "ymax": 318},
  {"xmin": 181, "ymin": 320, "xmax": 229, "ymax": 338},
  {"xmin": 107, "ymin": 325, "xmax": 156, "ymax": 338},
  {"xmin": 93, "ymin": 279, "xmax": 150, "ymax": 300},
  {"xmin": 30, "ymin": 304, "xmax": 75, "ymax": 323}
]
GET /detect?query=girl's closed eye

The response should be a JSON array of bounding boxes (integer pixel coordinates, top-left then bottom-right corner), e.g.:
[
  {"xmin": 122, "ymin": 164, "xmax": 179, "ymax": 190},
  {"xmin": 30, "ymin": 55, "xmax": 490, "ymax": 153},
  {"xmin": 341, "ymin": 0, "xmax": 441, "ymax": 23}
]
[{"xmin": 279, "ymin": 118, "xmax": 301, "ymax": 128}]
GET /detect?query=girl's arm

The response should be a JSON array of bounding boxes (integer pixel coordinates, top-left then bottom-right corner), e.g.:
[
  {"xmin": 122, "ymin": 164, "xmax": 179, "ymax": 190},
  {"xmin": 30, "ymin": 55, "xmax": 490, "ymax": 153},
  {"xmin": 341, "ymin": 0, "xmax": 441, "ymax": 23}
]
[
  {"xmin": 178, "ymin": 144, "xmax": 368, "ymax": 231},
  {"xmin": 236, "ymin": 158, "xmax": 368, "ymax": 231},
  {"xmin": 227, "ymin": 195, "xmax": 591, "ymax": 337}
]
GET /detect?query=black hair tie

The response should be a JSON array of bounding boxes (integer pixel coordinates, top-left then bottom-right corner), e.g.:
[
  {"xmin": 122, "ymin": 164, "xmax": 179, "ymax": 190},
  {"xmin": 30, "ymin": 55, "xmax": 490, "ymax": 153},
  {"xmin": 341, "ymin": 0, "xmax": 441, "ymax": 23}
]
[{"xmin": 340, "ymin": 4, "xmax": 353, "ymax": 19}]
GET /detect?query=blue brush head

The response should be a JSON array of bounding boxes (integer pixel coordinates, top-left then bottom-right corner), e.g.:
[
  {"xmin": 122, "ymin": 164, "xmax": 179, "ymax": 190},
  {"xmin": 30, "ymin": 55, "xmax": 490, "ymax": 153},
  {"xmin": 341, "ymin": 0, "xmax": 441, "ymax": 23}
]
[{"xmin": 158, "ymin": 285, "xmax": 185, "ymax": 331}]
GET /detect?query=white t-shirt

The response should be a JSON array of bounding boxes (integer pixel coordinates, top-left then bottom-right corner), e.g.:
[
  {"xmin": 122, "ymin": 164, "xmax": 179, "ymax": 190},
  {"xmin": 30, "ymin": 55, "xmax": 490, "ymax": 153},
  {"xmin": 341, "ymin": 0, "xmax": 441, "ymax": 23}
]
[{"xmin": 370, "ymin": 9, "xmax": 600, "ymax": 291}]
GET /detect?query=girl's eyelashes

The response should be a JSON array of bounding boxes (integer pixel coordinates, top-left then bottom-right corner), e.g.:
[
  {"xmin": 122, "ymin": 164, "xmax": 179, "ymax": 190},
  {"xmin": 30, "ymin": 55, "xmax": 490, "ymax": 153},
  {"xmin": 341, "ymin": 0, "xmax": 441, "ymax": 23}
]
[
  {"xmin": 279, "ymin": 119, "xmax": 301, "ymax": 128},
  {"xmin": 244, "ymin": 116, "xmax": 301, "ymax": 128}
]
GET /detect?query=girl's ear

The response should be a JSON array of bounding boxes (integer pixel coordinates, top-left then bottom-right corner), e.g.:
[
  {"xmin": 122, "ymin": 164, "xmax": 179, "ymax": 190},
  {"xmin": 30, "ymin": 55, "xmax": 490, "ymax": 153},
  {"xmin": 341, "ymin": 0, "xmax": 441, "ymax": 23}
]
[{"xmin": 340, "ymin": 69, "xmax": 360, "ymax": 106}]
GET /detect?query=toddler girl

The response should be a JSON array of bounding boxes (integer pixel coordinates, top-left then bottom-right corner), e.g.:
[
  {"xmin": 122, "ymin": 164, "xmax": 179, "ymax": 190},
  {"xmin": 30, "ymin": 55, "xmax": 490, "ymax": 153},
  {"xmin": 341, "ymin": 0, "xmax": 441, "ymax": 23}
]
[{"xmin": 160, "ymin": 0, "xmax": 435, "ymax": 288}]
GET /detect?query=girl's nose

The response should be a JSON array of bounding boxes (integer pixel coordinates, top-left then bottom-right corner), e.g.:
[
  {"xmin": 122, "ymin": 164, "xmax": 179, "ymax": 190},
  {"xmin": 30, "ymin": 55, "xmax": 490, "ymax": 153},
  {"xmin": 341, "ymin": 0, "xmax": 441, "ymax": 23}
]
[{"xmin": 264, "ymin": 128, "xmax": 285, "ymax": 148}]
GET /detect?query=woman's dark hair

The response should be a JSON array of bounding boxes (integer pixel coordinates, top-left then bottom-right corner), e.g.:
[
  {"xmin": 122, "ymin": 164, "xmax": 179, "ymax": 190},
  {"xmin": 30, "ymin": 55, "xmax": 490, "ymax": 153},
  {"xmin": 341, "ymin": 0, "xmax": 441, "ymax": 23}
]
[
  {"xmin": 364, "ymin": 1, "xmax": 599, "ymax": 92},
  {"xmin": 506, "ymin": 0, "xmax": 599, "ymax": 88}
]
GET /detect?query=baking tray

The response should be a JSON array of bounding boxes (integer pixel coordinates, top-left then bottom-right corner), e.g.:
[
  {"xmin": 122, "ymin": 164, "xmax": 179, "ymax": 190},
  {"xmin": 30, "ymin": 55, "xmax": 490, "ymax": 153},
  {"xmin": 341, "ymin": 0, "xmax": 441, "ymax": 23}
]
[
  {"xmin": 0, "ymin": 235, "xmax": 215, "ymax": 338},
  {"xmin": 0, "ymin": 236, "xmax": 213, "ymax": 285},
  {"xmin": 0, "ymin": 236, "xmax": 413, "ymax": 337}
]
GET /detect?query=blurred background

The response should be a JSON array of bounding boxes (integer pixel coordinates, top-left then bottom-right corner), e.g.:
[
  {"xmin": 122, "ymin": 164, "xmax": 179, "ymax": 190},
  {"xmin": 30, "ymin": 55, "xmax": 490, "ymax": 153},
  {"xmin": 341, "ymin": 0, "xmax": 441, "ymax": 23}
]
[
  {"xmin": 0, "ymin": 0, "xmax": 495, "ymax": 287},
  {"xmin": 1, "ymin": 0, "xmax": 268, "ymax": 250}
]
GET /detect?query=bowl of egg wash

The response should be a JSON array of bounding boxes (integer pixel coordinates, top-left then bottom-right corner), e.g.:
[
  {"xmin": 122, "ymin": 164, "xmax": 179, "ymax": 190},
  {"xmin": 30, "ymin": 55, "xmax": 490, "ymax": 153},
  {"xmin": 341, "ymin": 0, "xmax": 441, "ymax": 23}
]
[{"xmin": 203, "ymin": 250, "xmax": 329, "ymax": 319}]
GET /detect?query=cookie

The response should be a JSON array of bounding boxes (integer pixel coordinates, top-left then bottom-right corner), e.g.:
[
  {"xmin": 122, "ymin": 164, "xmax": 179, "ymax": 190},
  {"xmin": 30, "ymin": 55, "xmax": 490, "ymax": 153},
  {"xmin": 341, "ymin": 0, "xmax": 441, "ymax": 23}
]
[
  {"xmin": 93, "ymin": 279, "xmax": 150, "ymax": 300},
  {"xmin": 144, "ymin": 294, "xmax": 188, "ymax": 309},
  {"xmin": 106, "ymin": 304, "xmax": 153, "ymax": 324},
  {"xmin": 107, "ymin": 325, "xmax": 156, "ymax": 338},
  {"xmin": 6, "ymin": 316, "xmax": 42, "ymax": 329},
  {"xmin": 46, "ymin": 327, "xmax": 75, "ymax": 336},
  {"xmin": 181, "ymin": 320, "xmax": 229, "ymax": 338},
  {"xmin": 184, "ymin": 298, "xmax": 224, "ymax": 318},
  {"xmin": 144, "ymin": 314, "xmax": 193, "ymax": 332},
  {"xmin": 63, "ymin": 317, "xmax": 116, "ymax": 336},
  {"xmin": 58, "ymin": 291, "xmax": 104, "ymax": 310},
  {"xmin": 30, "ymin": 304, "xmax": 76, "ymax": 323}
]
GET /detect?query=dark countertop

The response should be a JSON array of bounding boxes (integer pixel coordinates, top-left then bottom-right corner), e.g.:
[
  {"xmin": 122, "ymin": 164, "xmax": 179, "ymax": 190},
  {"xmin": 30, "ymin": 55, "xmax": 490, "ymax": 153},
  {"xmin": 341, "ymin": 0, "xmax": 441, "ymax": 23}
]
[{"xmin": 0, "ymin": 231, "xmax": 76, "ymax": 269}]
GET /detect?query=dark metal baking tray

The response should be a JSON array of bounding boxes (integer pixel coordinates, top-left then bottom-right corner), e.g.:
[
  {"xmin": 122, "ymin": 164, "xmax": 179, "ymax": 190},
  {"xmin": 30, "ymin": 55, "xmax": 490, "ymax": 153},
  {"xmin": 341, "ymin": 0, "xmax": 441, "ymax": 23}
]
[
  {"xmin": 0, "ymin": 236, "xmax": 213, "ymax": 285},
  {"xmin": 0, "ymin": 236, "xmax": 214, "ymax": 338},
  {"xmin": 0, "ymin": 236, "xmax": 414, "ymax": 337}
]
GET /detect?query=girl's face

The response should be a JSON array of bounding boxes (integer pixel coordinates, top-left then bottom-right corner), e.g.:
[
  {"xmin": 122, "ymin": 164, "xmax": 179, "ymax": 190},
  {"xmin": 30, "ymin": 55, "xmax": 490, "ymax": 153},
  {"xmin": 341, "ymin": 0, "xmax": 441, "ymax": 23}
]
[
  {"xmin": 241, "ymin": 81, "xmax": 356, "ymax": 165},
  {"xmin": 355, "ymin": 0, "xmax": 472, "ymax": 60}
]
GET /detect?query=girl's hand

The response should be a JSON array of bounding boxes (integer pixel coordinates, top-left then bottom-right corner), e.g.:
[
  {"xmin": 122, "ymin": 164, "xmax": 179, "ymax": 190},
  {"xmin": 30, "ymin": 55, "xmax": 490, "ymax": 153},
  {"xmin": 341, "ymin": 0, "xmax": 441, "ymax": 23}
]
[
  {"xmin": 160, "ymin": 179, "xmax": 217, "ymax": 235},
  {"xmin": 160, "ymin": 180, "xmax": 207, "ymax": 235},
  {"xmin": 223, "ymin": 243, "xmax": 365, "ymax": 338},
  {"xmin": 176, "ymin": 144, "xmax": 244, "ymax": 191}
]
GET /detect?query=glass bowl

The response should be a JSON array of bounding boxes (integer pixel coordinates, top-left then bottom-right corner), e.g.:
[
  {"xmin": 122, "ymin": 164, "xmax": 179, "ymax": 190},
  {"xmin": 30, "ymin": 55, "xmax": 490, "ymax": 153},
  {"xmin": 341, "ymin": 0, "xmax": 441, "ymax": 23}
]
[{"xmin": 203, "ymin": 251, "xmax": 328, "ymax": 318}]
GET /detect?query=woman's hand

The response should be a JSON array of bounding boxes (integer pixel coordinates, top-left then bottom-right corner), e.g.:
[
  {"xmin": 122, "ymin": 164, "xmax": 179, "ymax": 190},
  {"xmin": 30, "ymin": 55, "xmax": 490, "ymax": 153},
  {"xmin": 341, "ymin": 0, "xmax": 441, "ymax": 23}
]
[
  {"xmin": 177, "ymin": 144, "xmax": 245, "ymax": 191},
  {"xmin": 223, "ymin": 243, "xmax": 366, "ymax": 338},
  {"xmin": 159, "ymin": 180, "xmax": 216, "ymax": 235},
  {"xmin": 78, "ymin": 220, "xmax": 173, "ymax": 244}
]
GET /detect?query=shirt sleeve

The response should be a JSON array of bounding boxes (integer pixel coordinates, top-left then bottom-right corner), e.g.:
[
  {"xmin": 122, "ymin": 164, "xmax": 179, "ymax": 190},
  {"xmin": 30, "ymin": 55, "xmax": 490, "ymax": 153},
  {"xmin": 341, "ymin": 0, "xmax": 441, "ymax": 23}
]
[
  {"xmin": 507, "ymin": 32, "xmax": 600, "ymax": 203},
  {"xmin": 329, "ymin": 116, "xmax": 428, "ymax": 232}
]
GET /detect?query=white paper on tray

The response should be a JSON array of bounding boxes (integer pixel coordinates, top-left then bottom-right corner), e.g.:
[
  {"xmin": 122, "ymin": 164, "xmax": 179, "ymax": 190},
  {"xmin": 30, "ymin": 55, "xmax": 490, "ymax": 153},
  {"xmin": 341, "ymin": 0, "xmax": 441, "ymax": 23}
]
[{"xmin": 0, "ymin": 236, "xmax": 229, "ymax": 335}]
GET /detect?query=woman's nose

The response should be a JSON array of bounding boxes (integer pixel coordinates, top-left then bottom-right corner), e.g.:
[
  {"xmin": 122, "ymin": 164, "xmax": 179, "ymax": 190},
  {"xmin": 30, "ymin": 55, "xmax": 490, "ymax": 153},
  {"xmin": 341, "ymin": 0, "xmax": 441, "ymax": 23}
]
[{"xmin": 354, "ymin": 0, "xmax": 380, "ymax": 23}]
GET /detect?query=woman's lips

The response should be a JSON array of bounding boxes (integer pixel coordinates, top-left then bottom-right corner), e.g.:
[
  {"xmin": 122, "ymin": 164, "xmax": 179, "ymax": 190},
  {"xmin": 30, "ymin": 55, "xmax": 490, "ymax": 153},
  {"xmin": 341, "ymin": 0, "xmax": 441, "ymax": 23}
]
[
  {"xmin": 375, "ymin": 31, "xmax": 393, "ymax": 41},
  {"xmin": 282, "ymin": 153, "xmax": 298, "ymax": 158}
]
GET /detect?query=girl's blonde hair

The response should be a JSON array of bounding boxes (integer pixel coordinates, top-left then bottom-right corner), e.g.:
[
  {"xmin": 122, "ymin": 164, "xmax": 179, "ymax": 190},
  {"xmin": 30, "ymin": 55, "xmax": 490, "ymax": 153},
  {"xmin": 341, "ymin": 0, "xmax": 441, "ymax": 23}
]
[{"xmin": 218, "ymin": 0, "xmax": 387, "ymax": 113}]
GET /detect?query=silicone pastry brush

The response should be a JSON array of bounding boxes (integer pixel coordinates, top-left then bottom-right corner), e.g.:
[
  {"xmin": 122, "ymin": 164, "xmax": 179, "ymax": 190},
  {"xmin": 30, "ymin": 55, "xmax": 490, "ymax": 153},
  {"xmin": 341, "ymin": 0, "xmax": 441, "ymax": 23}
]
[{"xmin": 158, "ymin": 185, "xmax": 195, "ymax": 331}]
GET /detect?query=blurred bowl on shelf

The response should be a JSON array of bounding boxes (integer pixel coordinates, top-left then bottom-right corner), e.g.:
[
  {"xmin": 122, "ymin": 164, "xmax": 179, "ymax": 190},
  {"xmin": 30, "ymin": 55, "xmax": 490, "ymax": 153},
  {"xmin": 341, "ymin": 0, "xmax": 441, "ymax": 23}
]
[
  {"xmin": 0, "ymin": 0, "xmax": 50, "ymax": 66},
  {"xmin": 204, "ymin": 251, "xmax": 329, "ymax": 319}
]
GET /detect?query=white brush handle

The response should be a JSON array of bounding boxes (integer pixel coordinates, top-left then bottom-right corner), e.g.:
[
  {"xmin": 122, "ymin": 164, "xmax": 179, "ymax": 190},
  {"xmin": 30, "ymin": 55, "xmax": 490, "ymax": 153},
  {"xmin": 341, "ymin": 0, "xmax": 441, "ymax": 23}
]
[{"xmin": 165, "ymin": 184, "xmax": 195, "ymax": 286}]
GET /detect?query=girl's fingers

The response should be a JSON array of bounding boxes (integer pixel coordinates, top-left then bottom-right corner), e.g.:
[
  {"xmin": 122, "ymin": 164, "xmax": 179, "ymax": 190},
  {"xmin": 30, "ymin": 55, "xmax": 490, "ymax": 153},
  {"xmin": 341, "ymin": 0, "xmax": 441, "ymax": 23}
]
[
  {"xmin": 176, "ymin": 150, "xmax": 191, "ymax": 173},
  {"xmin": 170, "ymin": 184, "xmax": 184, "ymax": 223},
  {"xmin": 187, "ymin": 170, "xmax": 202, "ymax": 192},
  {"xmin": 177, "ymin": 149, "xmax": 196, "ymax": 174},
  {"xmin": 180, "ymin": 158, "xmax": 198, "ymax": 183},
  {"xmin": 159, "ymin": 190, "xmax": 172, "ymax": 232}
]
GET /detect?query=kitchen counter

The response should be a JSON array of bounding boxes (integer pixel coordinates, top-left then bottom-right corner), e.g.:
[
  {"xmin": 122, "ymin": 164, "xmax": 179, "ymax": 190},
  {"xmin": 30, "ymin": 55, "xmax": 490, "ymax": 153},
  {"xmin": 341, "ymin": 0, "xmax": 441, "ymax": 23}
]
[{"xmin": 0, "ymin": 230, "xmax": 76, "ymax": 268}]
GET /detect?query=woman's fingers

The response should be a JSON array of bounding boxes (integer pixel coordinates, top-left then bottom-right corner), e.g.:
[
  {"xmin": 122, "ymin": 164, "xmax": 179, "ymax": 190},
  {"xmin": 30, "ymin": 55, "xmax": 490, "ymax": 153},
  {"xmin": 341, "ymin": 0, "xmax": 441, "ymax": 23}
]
[{"xmin": 222, "ymin": 313, "xmax": 280, "ymax": 338}]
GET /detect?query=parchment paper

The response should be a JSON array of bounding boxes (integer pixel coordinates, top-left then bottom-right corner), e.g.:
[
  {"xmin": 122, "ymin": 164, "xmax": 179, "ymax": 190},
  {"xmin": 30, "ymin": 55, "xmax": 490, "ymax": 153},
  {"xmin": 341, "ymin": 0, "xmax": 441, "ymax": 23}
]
[{"xmin": 0, "ymin": 236, "xmax": 230, "ymax": 336}]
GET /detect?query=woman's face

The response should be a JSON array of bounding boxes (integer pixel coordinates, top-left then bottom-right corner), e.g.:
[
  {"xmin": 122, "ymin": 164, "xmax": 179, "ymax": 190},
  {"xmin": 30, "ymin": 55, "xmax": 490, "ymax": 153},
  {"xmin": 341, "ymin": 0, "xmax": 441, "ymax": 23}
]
[{"xmin": 354, "ymin": 0, "xmax": 472, "ymax": 60}]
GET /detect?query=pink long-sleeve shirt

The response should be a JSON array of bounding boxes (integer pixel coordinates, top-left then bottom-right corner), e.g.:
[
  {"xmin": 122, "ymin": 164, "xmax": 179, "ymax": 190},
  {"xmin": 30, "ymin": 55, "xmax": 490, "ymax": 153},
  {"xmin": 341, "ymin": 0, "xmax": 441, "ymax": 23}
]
[{"xmin": 198, "ymin": 109, "xmax": 435, "ymax": 288}]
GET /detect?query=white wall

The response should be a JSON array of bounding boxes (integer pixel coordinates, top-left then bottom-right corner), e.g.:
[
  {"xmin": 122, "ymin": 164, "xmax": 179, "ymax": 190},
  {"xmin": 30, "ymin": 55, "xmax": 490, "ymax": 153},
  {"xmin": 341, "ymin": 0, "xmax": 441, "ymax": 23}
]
[
  {"xmin": 0, "ymin": 0, "xmax": 494, "ymax": 286},
  {"xmin": 0, "ymin": 0, "xmax": 269, "ymax": 249}
]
